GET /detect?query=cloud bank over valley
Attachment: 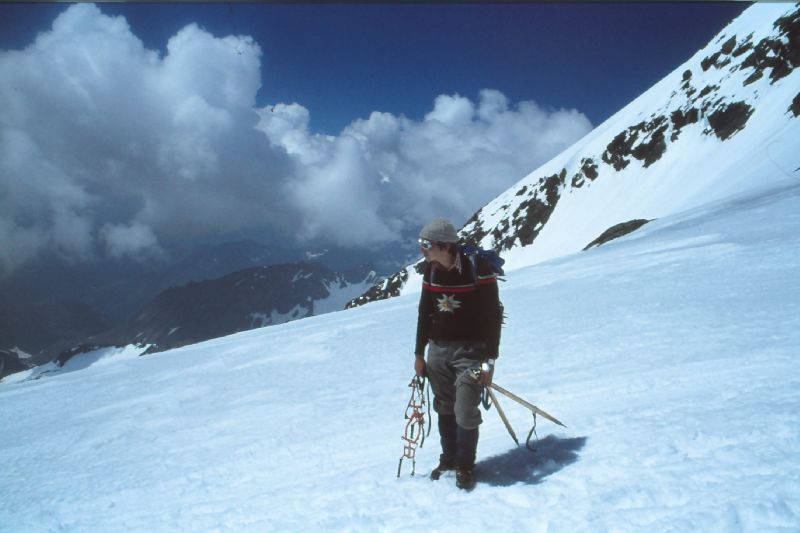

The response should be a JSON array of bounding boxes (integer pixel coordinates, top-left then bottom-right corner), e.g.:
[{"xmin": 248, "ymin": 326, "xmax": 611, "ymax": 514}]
[{"xmin": 0, "ymin": 4, "xmax": 592, "ymax": 275}]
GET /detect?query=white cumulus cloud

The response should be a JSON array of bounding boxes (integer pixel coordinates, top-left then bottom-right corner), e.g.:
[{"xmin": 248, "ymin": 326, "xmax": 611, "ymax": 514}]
[
  {"xmin": 257, "ymin": 88, "xmax": 593, "ymax": 246},
  {"xmin": 0, "ymin": 3, "xmax": 294, "ymax": 274},
  {"xmin": 1, "ymin": 3, "xmax": 593, "ymax": 275}
]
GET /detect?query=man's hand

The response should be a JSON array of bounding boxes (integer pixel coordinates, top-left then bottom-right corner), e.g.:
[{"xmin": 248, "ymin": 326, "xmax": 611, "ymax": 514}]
[{"xmin": 414, "ymin": 356, "xmax": 426, "ymax": 377}]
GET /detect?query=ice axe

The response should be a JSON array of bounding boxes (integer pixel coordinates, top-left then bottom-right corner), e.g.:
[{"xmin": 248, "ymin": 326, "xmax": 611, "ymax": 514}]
[
  {"xmin": 485, "ymin": 387, "xmax": 519, "ymax": 446},
  {"xmin": 490, "ymin": 382, "xmax": 567, "ymax": 428}
]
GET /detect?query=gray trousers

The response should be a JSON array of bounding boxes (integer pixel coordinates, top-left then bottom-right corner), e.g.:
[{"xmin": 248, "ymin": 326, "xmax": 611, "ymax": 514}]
[{"xmin": 426, "ymin": 340, "xmax": 487, "ymax": 430}]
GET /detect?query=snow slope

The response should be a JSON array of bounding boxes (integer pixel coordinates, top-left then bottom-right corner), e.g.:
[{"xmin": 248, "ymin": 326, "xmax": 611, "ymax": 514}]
[
  {"xmin": 470, "ymin": 2, "xmax": 800, "ymax": 272},
  {"xmin": 2, "ymin": 178, "xmax": 799, "ymax": 531}
]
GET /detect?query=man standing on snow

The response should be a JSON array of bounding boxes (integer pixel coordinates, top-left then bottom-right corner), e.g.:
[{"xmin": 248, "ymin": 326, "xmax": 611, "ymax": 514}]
[{"xmin": 414, "ymin": 218, "xmax": 502, "ymax": 490}]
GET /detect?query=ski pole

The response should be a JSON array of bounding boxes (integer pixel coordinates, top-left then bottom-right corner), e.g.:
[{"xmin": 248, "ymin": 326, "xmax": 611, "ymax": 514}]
[{"xmin": 490, "ymin": 383, "xmax": 567, "ymax": 428}]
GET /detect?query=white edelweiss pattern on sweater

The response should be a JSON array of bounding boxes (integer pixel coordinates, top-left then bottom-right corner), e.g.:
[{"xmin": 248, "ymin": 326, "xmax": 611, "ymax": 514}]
[{"xmin": 436, "ymin": 294, "xmax": 461, "ymax": 313}]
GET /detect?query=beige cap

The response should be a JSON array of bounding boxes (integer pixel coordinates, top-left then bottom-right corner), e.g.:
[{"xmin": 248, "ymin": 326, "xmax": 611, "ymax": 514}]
[{"xmin": 419, "ymin": 218, "xmax": 459, "ymax": 243}]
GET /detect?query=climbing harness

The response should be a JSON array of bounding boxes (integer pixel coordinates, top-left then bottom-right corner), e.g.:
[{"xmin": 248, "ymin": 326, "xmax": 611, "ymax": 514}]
[{"xmin": 397, "ymin": 375, "xmax": 431, "ymax": 477}]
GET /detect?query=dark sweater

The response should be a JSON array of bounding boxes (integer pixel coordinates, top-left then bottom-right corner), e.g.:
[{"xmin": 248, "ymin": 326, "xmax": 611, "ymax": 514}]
[{"xmin": 415, "ymin": 252, "xmax": 502, "ymax": 358}]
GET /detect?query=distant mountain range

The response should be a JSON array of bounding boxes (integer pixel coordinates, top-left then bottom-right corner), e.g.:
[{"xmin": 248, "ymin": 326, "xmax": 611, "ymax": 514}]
[
  {"xmin": 0, "ymin": 259, "xmax": 379, "ymax": 378},
  {"xmin": 91, "ymin": 262, "xmax": 378, "ymax": 354},
  {"xmin": 0, "ymin": 236, "xmax": 396, "ymax": 377},
  {"xmin": 0, "ymin": 240, "xmax": 293, "ymax": 326}
]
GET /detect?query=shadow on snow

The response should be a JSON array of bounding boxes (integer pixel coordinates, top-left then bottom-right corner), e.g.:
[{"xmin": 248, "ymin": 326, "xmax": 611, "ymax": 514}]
[{"xmin": 476, "ymin": 435, "xmax": 587, "ymax": 486}]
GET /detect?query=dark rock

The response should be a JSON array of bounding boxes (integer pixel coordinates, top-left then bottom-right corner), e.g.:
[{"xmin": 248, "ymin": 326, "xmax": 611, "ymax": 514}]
[
  {"xmin": 491, "ymin": 219, "xmax": 510, "ymax": 246},
  {"xmin": 571, "ymin": 158, "xmax": 599, "ymax": 188},
  {"xmin": 602, "ymin": 128, "xmax": 639, "ymax": 171},
  {"xmin": 700, "ymin": 49, "xmax": 731, "ymax": 71},
  {"xmin": 582, "ymin": 159, "xmax": 599, "ymax": 181},
  {"xmin": 741, "ymin": 6, "xmax": 800, "ymax": 85},
  {"xmin": 704, "ymin": 35, "xmax": 743, "ymax": 71},
  {"xmin": 775, "ymin": 7, "xmax": 800, "ymax": 67},
  {"xmin": 702, "ymin": 51, "xmax": 722, "ymax": 71},
  {"xmin": 699, "ymin": 84, "xmax": 720, "ymax": 98},
  {"xmin": 631, "ymin": 122, "xmax": 669, "ymax": 168},
  {"xmin": 511, "ymin": 170, "xmax": 565, "ymax": 247},
  {"xmin": 583, "ymin": 219, "xmax": 652, "ymax": 251},
  {"xmin": 791, "ymin": 92, "xmax": 800, "ymax": 117},
  {"xmin": 346, "ymin": 267, "xmax": 411, "ymax": 309},
  {"xmin": 603, "ymin": 116, "xmax": 671, "ymax": 170},
  {"xmin": 732, "ymin": 34, "xmax": 754, "ymax": 57},
  {"xmin": 680, "ymin": 70, "xmax": 695, "ymax": 97},
  {"xmin": 462, "ymin": 169, "xmax": 566, "ymax": 252},
  {"xmin": 671, "ymin": 108, "xmax": 700, "ymax": 129},
  {"xmin": 461, "ymin": 210, "xmax": 489, "ymax": 248},
  {"xmin": 707, "ymin": 102, "xmax": 754, "ymax": 140},
  {"xmin": 743, "ymin": 69, "xmax": 764, "ymax": 86},
  {"xmin": 721, "ymin": 35, "xmax": 738, "ymax": 55},
  {"xmin": 670, "ymin": 107, "xmax": 700, "ymax": 141}
]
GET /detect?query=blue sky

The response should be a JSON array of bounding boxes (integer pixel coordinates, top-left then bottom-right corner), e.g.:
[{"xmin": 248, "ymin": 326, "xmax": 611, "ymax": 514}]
[
  {"xmin": 0, "ymin": 2, "xmax": 750, "ymax": 270},
  {"xmin": 1, "ymin": 3, "xmax": 748, "ymax": 134}
]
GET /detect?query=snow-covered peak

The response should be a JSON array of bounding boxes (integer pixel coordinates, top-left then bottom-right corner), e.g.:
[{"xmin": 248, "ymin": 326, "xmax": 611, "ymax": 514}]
[{"xmin": 462, "ymin": 3, "xmax": 799, "ymax": 271}]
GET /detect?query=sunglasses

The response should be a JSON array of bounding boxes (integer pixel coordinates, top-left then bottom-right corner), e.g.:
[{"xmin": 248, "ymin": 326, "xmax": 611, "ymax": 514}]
[{"xmin": 418, "ymin": 238, "xmax": 434, "ymax": 250}]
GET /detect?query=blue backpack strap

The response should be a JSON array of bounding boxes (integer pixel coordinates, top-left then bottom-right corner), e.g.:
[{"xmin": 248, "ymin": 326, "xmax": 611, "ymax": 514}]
[
  {"xmin": 462, "ymin": 245, "xmax": 500, "ymax": 286},
  {"xmin": 461, "ymin": 245, "xmax": 505, "ymax": 285}
]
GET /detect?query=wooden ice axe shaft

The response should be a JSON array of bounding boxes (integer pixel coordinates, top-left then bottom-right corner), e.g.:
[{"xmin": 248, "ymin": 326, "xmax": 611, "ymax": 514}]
[
  {"xmin": 485, "ymin": 387, "xmax": 519, "ymax": 446},
  {"xmin": 490, "ymin": 383, "xmax": 567, "ymax": 428}
]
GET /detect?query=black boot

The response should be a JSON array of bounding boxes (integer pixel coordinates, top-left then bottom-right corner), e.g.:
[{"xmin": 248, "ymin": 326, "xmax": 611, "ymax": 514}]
[
  {"xmin": 456, "ymin": 426, "xmax": 479, "ymax": 490},
  {"xmin": 430, "ymin": 414, "xmax": 457, "ymax": 480}
]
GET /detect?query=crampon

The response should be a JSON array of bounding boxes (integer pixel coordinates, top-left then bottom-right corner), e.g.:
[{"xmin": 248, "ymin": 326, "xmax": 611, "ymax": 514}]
[{"xmin": 397, "ymin": 375, "xmax": 431, "ymax": 477}]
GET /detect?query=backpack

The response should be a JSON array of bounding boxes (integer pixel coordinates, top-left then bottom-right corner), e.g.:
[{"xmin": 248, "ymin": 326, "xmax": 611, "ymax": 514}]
[
  {"xmin": 460, "ymin": 245, "xmax": 505, "ymax": 285},
  {"xmin": 460, "ymin": 245, "xmax": 506, "ymax": 326}
]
